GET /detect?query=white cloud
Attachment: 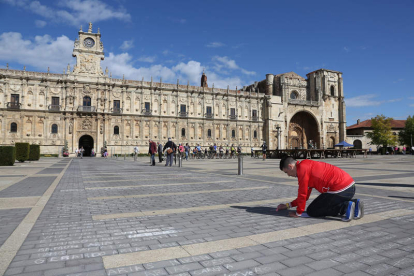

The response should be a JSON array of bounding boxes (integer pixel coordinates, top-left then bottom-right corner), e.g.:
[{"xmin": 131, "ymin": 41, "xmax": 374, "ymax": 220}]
[
  {"xmin": 2, "ymin": 0, "xmax": 131, "ymax": 26},
  {"xmin": 212, "ymin": 56, "xmax": 255, "ymax": 76},
  {"xmin": 0, "ymin": 32, "xmax": 248, "ymax": 89},
  {"xmin": 120, "ymin": 40, "xmax": 134, "ymax": 51},
  {"xmin": 393, "ymin": 78, "xmax": 404, "ymax": 83},
  {"xmin": 408, "ymin": 97, "xmax": 414, "ymax": 100},
  {"xmin": 206, "ymin": 42, "xmax": 225, "ymax": 48},
  {"xmin": 343, "ymin": 46, "xmax": 350, "ymax": 52},
  {"xmin": 347, "ymin": 94, "xmax": 402, "ymax": 107},
  {"xmin": 102, "ymin": 53, "xmax": 246, "ymax": 89},
  {"xmin": 0, "ymin": 32, "xmax": 74, "ymax": 72},
  {"xmin": 35, "ymin": 20, "xmax": 47, "ymax": 28},
  {"xmin": 137, "ymin": 55, "xmax": 156, "ymax": 63}
]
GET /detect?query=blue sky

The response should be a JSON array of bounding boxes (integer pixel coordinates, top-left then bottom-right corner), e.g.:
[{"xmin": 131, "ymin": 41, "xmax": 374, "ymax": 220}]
[{"xmin": 0, "ymin": 0, "xmax": 413, "ymax": 125}]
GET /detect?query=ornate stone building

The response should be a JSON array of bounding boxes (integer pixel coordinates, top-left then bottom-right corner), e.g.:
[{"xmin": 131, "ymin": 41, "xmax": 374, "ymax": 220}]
[{"xmin": 0, "ymin": 24, "xmax": 347, "ymax": 156}]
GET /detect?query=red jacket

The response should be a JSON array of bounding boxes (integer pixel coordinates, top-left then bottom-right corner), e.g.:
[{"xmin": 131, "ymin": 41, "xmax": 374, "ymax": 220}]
[
  {"xmin": 149, "ymin": 142, "xmax": 157, "ymax": 154},
  {"xmin": 290, "ymin": 160, "xmax": 355, "ymax": 215}
]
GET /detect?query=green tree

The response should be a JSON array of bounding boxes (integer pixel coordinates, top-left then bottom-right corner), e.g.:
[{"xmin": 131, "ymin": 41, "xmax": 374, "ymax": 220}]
[
  {"xmin": 399, "ymin": 115, "xmax": 414, "ymax": 147},
  {"xmin": 367, "ymin": 115, "xmax": 398, "ymax": 148}
]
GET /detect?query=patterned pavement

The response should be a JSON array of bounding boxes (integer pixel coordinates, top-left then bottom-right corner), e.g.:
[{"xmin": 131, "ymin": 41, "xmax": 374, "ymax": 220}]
[{"xmin": 0, "ymin": 155, "xmax": 414, "ymax": 276}]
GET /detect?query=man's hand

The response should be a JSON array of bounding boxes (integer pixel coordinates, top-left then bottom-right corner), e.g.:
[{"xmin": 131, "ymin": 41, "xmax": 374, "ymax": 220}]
[
  {"xmin": 288, "ymin": 211, "xmax": 299, "ymax": 218},
  {"xmin": 276, "ymin": 204, "xmax": 287, "ymax": 211}
]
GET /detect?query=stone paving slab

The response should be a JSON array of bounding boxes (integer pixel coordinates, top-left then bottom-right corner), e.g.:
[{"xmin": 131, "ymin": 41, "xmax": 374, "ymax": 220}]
[
  {"xmin": 36, "ymin": 168, "xmax": 64, "ymax": 174},
  {"xmin": 0, "ymin": 156, "xmax": 414, "ymax": 276},
  {"xmin": 0, "ymin": 176, "xmax": 56, "ymax": 198}
]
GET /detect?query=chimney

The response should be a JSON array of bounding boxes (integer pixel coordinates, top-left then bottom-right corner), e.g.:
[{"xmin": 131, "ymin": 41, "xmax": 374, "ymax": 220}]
[{"xmin": 357, "ymin": 119, "xmax": 360, "ymax": 125}]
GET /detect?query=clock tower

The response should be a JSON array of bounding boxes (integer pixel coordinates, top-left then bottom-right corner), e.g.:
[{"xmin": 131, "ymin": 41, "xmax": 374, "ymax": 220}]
[{"xmin": 72, "ymin": 22, "xmax": 104, "ymax": 76}]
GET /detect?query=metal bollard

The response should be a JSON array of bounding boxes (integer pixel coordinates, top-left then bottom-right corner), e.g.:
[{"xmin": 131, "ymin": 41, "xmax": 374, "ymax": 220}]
[
  {"xmin": 178, "ymin": 155, "xmax": 182, "ymax": 167},
  {"xmin": 238, "ymin": 155, "xmax": 243, "ymax": 175}
]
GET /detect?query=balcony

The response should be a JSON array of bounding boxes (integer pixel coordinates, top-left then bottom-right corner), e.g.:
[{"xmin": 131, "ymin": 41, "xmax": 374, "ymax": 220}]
[
  {"xmin": 111, "ymin": 107, "xmax": 123, "ymax": 114},
  {"xmin": 77, "ymin": 106, "xmax": 96, "ymax": 112},
  {"xmin": 7, "ymin": 102, "xmax": 21, "ymax": 110},
  {"xmin": 288, "ymin": 99, "xmax": 320, "ymax": 107},
  {"xmin": 142, "ymin": 109, "xmax": 152, "ymax": 115},
  {"xmin": 229, "ymin": 114, "xmax": 237, "ymax": 120},
  {"xmin": 252, "ymin": 116, "xmax": 258, "ymax": 121},
  {"xmin": 48, "ymin": 105, "xmax": 61, "ymax": 112},
  {"xmin": 179, "ymin": 112, "xmax": 188, "ymax": 117},
  {"xmin": 205, "ymin": 113, "xmax": 214, "ymax": 119}
]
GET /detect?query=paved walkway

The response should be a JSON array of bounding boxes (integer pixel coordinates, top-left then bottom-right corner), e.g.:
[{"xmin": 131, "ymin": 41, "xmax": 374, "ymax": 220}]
[{"xmin": 0, "ymin": 155, "xmax": 414, "ymax": 276}]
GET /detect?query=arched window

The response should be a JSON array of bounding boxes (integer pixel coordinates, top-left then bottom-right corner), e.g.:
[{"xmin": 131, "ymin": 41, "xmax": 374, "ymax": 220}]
[
  {"xmin": 254, "ymin": 130, "xmax": 257, "ymax": 139},
  {"xmin": 51, "ymin": 124, "xmax": 58, "ymax": 134},
  {"xmin": 290, "ymin": 91, "xmax": 298, "ymax": 99},
  {"xmin": 114, "ymin": 126, "xmax": 119, "ymax": 135},
  {"xmin": 10, "ymin": 122, "xmax": 17, "ymax": 133},
  {"xmin": 232, "ymin": 130, "xmax": 236, "ymax": 138},
  {"xmin": 330, "ymin": 86, "xmax": 335, "ymax": 96},
  {"xmin": 181, "ymin": 128, "xmax": 185, "ymax": 137},
  {"xmin": 207, "ymin": 129, "xmax": 211, "ymax": 138}
]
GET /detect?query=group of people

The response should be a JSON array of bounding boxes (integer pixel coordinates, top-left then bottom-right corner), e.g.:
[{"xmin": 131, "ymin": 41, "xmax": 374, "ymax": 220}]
[{"xmin": 146, "ymin": 139, "xmax": 269, "ymax": 166}]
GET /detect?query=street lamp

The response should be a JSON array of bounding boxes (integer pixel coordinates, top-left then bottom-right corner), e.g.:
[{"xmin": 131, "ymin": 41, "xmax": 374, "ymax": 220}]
[{"xmin": 276, "ymin": 125, "xmax": 281, "ymax": 150}]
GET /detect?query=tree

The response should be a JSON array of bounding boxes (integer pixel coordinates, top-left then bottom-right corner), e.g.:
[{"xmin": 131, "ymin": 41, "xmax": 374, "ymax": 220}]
[
  {"xmin": 367, "ymin": 115, "xmax": 398, "ymax": 148},
  {"xmin": 399, "ymin": 115, "xmax": 414, "ymax": 147}
]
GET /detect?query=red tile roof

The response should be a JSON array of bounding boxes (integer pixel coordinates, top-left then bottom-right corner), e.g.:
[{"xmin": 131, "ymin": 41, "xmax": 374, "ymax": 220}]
[{"xmin": 347, "ymin": 119, "xmax": 406, "ymax": 130}]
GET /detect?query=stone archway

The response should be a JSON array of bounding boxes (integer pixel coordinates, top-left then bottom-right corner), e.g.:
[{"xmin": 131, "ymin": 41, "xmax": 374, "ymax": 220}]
[
  {"xmin": 79, "ymin": 135, "xmax": 94, "ymax": 156},
  {"xmin": 288, "ymin": 111, "xmax": 320, "ymax": 149},
  {"xmin": 353, "ymin": 139, "xmax": 362, "ymax": 149}
]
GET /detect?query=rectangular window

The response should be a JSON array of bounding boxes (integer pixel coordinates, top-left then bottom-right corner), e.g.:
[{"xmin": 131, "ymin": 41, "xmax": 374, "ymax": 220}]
[
  {"xmin": 113, "ymin": 100, "xmax": 120, "ymax": 109},
  {"xmin": 180, "ymin": 104, "xmax": 186, "ymax": 113},
  {"xmin": 52, "ymin": 97, "xmax": 59, "ymax": 106},
  {"xmin": 252, "ymin": 110, "xmax": 257, "ymax": 117},
  {"xmin": 11, "ymin": 94, "xmax": 19, "ymax": 104},
  {"xmin": 231, "ymin": 108, "xmax": 236, "ymax": 116},
  {"xmin": 206, "ymin": 106, "xmax": 212, "ymax": 114},
  {"xmin": 145, "ymin": 102, "xmax": 150, "ymax": 111}
]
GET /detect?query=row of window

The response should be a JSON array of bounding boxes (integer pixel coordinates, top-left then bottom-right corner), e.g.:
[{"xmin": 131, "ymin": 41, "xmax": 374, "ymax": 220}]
[
  {"xmin": 113, "ymin": 126, "xmax": 258, "ymax": 138},
  {"xmin": 10, "ymin": 123, "xmax": 58, "ymax": 133}
]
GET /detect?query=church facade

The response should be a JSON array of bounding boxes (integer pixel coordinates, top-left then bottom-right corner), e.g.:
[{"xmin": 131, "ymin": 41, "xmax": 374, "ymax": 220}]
[{"xmin": 0, "ymin": 24, "xmax": 347, "ymax": 156}]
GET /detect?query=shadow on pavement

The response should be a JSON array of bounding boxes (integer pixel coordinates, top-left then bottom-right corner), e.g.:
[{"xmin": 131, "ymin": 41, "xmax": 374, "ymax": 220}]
[
  {"xmin": 357, "ymin": 182, "xmax": 414, "ymax": 188},
  {"xmin": 389, "ymin": 195, "xmax": 414, "ymax": 200},
  {"xmin": 230, "ymin": 206, "xmax": 291, "ymax": 217}
]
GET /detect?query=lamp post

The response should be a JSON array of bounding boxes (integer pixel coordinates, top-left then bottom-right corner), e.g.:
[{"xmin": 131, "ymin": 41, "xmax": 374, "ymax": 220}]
[{"xmin": 276, "ymin": 125, "xmax": 281, "ymax": 149}]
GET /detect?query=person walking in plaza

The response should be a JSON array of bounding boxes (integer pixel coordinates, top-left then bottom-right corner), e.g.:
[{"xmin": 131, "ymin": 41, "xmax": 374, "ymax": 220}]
[
  {"xmin": 148, "ymin": 139, "xmax": 157, "ymax": 166},
  {"xmin": 80, "ymin": 147, "xmax": 84, "ymax": 159},
  {"xmin": 184, "ymin": 143, "xmax": 190, "ymax": 160},
  {"xmin": 133, "ymin": 145, "xmax": 139, "ymax": 161},
  {"xmin": 251, "ymin": 147, "xmax": 254, "ymax": 157},
  {"xmin": 276, "ymin": 156, "xmax": 364, "ymax": 221},
  {"xmin": 157, "ymin": 142, "xmax": 163, "ymax": 163},
  {"xmin": 261, "ymin": 141, "xmax": 267, "ymax": 160},
  {"xmin": 163, "ymin": 138, "xmax": 176, "ymax": 167},
  {"xmin": 75, "ymin": 148, "xmax": 79, "ymax": 157}
]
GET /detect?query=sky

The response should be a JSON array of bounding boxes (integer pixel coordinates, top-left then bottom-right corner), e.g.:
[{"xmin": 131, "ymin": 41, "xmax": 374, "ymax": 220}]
[{"xmin": 0, "ymin": 0, "xmax": 413, "ymax": 125}]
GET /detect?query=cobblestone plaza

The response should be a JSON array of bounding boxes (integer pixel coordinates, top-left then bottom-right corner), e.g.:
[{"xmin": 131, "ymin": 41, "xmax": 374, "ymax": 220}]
[{"xmin": 0, "ymin": 156, "xmax": 414, "ymax": 276}]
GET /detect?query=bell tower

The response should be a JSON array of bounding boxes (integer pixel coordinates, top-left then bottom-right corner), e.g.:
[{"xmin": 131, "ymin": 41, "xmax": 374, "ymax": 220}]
[{"xmin": 72, "ymin": 22, "xmax": 104, "ymax": 76}]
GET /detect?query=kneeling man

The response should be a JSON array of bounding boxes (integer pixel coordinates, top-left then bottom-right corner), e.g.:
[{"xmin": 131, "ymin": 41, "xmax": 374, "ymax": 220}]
[{"xmin": 276, "ymin": 156, "xmax": 363, "ymax": 221}]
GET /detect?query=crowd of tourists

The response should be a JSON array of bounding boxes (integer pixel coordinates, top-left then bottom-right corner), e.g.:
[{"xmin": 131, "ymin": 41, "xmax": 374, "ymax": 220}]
[{"xmin": 146, "ymin": 138, "xmax": 268, "ymax": 166}]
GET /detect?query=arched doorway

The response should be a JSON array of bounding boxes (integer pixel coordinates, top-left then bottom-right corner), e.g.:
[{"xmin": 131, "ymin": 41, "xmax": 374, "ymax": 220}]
[
  {"xmin": 79, "ymin": 135, "xmax": 94, "ymax": 156},
  {"xmin": 288, "ymin": 111, "xmax": 319, "ymax": 149},
  {"xmin": 353, "ymin": 139, "xmax": 362, "ymax": 149}
]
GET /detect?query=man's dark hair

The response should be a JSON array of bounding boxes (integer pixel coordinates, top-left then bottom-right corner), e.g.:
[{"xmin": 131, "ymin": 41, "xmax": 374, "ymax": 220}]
[{"xmin": 279, "ymin": 156, "xmax": 296, "ymax": 171}]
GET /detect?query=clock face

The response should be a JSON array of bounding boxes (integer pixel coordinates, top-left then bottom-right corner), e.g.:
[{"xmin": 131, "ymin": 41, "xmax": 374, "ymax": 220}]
[{"xmin": 83, "ymin": 38, "xmax": 95, "ymax": 48}]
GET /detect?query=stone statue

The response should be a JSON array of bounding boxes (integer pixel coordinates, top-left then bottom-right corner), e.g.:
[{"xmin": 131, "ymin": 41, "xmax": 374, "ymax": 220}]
[
  {"xmin": 88, "ymin": 22, "xmax": 92, "ymax": 33},
  {"xmin": 69, "ymin": 123, "xmax": 73, "ymax": 134}
]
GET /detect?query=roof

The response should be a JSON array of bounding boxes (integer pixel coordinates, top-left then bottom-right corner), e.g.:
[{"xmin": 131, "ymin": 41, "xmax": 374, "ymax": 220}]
[
  {"xmin": 274, "ymin": 71, "xmax": 306, "ymax": 80},
  {"xmin": 347, "ymin": 119, "xmax": 406, "ymax": 130}
]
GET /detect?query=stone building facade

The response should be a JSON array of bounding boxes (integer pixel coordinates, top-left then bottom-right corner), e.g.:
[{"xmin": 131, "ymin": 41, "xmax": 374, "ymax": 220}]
[
  {"xmin": 346, "ymin": 119, "xmax": 406, "ymax": 149},
  {"xmin": 0, "ymin": 24, "xmax": 347, "ymax": 156}
]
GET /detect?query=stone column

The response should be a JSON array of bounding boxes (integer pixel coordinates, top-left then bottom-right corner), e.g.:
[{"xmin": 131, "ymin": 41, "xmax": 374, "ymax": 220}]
[{"xmin": 265, "ymin": 74, "xmax": 274, "ymax": 96}]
